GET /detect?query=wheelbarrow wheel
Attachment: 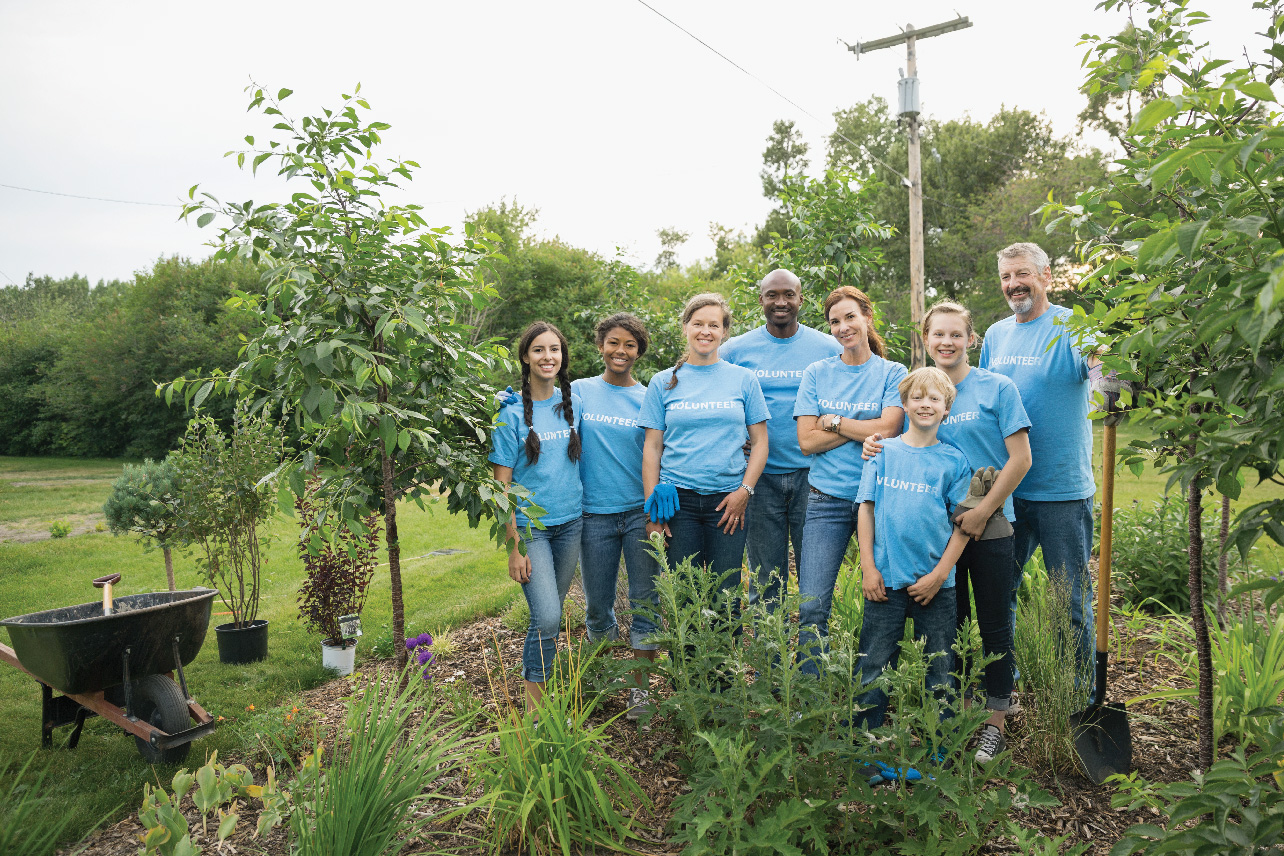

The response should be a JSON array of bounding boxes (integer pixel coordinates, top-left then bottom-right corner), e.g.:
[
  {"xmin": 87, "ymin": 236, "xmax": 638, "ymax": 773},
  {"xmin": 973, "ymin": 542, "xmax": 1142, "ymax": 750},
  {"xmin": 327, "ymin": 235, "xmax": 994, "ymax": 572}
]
[{"xmin": 131, "ymin": 675, "xmax": 190, "ymax": 765}]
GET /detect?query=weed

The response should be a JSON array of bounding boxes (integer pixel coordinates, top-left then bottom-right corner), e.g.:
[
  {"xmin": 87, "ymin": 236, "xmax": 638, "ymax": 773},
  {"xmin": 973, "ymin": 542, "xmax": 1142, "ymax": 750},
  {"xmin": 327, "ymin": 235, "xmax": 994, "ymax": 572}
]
[
  {"xmin": 231, "ymin": 700, "xmax": 321, "ymax": 772},
  {"xmin": 0, "ymin": 752, "xmax": 107, "ymax": 856},
  {"xmin": 650, "ymin": 543, "xmax": 1061, "ymax": 855},
  {"xmin": 48, "ymin": 520, "xmax": 71, "ymax": 538},
  {"xmin": 1111, "ymin": 496, "xmax": 1225, "ymax": 614}
]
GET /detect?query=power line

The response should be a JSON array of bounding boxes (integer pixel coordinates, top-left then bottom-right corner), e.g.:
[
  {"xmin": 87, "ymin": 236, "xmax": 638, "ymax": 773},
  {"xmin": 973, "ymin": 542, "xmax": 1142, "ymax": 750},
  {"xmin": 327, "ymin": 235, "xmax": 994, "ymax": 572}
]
[
  {"xmin": 0, "ymin": 266, "xmax": 17, "ymax": 286},
  {"xmin": 629, "ymin": 0, "xmax": 964, "ymax": 212},
  {"xmin": 0, "ymin": 182, "xmax": 181, "ymax": 208}
]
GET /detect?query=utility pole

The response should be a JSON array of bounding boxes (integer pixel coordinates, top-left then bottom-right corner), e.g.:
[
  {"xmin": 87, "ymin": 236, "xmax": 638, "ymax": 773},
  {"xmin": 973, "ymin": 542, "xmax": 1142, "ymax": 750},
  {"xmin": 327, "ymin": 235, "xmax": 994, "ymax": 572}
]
[{"xmin": 846, "ymin": 15, "xmax": 972, "ymax": 369}]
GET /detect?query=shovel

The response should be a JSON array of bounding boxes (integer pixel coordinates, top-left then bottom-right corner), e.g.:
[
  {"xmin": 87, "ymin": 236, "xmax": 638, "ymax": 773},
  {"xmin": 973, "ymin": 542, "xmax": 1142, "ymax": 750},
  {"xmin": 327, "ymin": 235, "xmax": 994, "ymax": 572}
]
[
  {"xmin": 1070, "ymin": 423, "xmax": 1132, "ymax": 784},
  {"xmin": 93, "ymin": 573, "xmax": 122, "ymax": 616}
]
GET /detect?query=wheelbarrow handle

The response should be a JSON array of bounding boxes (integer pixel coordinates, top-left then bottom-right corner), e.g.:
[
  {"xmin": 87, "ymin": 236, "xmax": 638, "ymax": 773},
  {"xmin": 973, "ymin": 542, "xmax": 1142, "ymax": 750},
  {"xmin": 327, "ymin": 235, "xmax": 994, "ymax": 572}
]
[{"xmin": 93, "ymin": 574, "xmax": 122, "ymax": 588}]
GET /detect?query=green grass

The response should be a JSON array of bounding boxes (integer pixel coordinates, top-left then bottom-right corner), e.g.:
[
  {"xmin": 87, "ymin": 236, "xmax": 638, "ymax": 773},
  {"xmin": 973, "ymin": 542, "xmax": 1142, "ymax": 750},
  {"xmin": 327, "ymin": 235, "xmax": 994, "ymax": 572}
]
[{"xmin": 0, "ymin": 456, "xmax": 517, "ymax": 850}]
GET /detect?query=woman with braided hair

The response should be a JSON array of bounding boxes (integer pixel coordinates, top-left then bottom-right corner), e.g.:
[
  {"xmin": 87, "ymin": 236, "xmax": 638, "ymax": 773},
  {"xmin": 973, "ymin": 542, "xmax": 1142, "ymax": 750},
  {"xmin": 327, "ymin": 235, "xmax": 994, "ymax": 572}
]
[
  {"xmin": 639, "ymin": 293, "xmax": 769, "ymax": 644},
  {"xmin": 489, "ymin": 321, "xmax": 583, "ymax": 709}
]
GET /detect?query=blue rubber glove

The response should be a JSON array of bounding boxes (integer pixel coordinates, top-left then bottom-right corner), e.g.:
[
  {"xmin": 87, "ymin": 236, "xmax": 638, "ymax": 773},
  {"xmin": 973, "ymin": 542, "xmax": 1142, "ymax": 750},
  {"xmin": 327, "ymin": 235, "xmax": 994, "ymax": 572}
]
[
  {"xmin": 644, "ymin": 483, "xmax": 679, "ymax": 523},
  {"xmin": 875, "ymin": 760, "xmax": 924, "ymax": 783},
  {"xmin": 494, "ymin": 385, "xmax": 520, "ymax": 406}
]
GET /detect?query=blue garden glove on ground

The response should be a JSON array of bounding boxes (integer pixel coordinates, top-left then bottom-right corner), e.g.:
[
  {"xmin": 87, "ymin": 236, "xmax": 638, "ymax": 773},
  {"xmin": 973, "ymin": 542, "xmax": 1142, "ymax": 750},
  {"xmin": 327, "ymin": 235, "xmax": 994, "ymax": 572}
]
[
  {"xmin": 644, "ymin": 484, "xmax": 679, "ymax": 523},
  {"xmin": 495, "ymin": 385, "xmax": 520, "ymax": 406}
]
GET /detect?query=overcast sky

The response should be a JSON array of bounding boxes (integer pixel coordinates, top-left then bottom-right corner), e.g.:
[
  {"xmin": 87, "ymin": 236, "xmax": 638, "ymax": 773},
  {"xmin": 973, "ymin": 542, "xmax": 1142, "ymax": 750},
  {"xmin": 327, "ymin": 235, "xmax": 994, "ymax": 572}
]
[{"xmin": 0, "ymin": 1, "xmax": 1264, "ymax": 286}]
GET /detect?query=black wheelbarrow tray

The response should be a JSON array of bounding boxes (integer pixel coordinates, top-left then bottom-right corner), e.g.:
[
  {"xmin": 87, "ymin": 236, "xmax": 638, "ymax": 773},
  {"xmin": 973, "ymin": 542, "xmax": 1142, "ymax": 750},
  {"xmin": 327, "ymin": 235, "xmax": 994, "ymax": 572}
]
[{"xmin": 0, "ymin": 587, "xmax": 219, "ymax": 764}]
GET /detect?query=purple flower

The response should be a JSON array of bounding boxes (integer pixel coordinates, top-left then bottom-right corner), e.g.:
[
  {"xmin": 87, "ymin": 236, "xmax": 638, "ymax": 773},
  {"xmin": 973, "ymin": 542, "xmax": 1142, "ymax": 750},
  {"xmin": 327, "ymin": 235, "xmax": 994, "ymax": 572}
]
[
  {"xmin": 405, "ymin": 637, "xmax": 417, "ymax": 651},
  {"xmin": 417, "ymin": 649, "xmax": 434, "ymax": 666}
]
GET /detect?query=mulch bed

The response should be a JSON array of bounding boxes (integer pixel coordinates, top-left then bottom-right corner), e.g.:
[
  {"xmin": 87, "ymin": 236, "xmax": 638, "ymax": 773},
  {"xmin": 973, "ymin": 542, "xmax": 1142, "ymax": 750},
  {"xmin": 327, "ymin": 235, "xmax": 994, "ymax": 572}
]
[{"xmin": 68, "ymin": 605, "xmax": 1211, "ymax": 856}]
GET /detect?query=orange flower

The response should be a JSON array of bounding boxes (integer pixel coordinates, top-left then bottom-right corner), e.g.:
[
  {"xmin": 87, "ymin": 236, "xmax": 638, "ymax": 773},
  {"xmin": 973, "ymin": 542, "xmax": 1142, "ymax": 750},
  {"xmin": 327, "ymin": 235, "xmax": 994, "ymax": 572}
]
[
  {"xmin": 217, "ymin": 715, "xmax": 225, "ymax": 722},
  {"xmin": 246, "ymin": 704, "xmax": 255, "ymax": 712}
]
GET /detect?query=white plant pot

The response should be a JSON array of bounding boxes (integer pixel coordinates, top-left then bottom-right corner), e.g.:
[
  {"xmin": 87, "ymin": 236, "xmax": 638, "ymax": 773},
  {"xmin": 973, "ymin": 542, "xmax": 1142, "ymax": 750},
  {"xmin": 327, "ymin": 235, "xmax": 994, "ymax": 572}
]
[{"xmin": 321, "ymin": 641, "xmax": 357, "ymax": 675}]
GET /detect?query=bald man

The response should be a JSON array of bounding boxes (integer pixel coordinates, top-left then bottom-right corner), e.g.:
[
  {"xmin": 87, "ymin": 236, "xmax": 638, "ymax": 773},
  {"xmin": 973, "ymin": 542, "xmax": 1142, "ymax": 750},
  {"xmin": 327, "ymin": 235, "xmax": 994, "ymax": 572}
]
[{"xmin": 722, "ymin": 269, "xmax": 841, "ymax": 611}]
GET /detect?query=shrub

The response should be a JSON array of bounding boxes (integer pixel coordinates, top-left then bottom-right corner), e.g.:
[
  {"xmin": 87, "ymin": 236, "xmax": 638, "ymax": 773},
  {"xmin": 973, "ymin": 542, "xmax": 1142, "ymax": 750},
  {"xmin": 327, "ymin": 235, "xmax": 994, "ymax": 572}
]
[
  {"xmin": 1107, "ymin": 709, "xmax": 1284, "ymax": 855},
  {"xmin": 650, "ymin": 542, "xmax": 1063, "ymax": 855},
  {"xmin": 172, "ymin": 408, "xmax": 284, "ymax": 627},
  {"xmin": 295, "ymin": 479, "xmax": 380, "ymax": 646},
  {"xmin": 474, "ymin": 639, "xmax": 649, "ymax": 855},
  {"xmin": 48, "ymin": 520, "xmax": 71, "ymax": 538},
  {"xmin": 1013, "ymin": 554, "xmax": 1092, "ymax": 773},
  {"xmin": 103, "ymin": 456, "xmax": 184, "ymax": 590},
  {"xmin": 1111, "ymin": 495, "xmax": 1223, "ymax": 614}
]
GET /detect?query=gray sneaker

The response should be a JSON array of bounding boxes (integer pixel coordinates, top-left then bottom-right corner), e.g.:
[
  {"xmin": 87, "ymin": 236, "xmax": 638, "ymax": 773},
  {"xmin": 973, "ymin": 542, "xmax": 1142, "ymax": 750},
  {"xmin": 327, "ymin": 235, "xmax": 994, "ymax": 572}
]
[
  {"xmin": 974, "ymin": 724, "xmax": 1006, "ymax": 765},
  {"xmin": 625, "ymin": 687, "xmax": 654, "ymax": 722}
]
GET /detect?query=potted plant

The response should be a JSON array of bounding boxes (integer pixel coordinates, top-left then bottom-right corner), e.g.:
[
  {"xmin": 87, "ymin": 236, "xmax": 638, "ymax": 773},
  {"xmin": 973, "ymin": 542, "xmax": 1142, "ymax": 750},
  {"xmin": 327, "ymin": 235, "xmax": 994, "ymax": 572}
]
[
  {"xmin": 295, "ymin": 479, "xmax": 380, "ymax": 675},
  {"xmin": 172, "ymin": 408, "xmax": 284, "ymax": 664}
]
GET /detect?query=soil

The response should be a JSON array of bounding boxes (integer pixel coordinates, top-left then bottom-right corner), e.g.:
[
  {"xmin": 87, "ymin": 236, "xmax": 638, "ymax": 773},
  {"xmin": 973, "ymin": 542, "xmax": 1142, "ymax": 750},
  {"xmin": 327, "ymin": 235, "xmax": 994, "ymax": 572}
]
[{"xmin": 65, "ymin": 606, "xmax": 1215, "ymax": 856}]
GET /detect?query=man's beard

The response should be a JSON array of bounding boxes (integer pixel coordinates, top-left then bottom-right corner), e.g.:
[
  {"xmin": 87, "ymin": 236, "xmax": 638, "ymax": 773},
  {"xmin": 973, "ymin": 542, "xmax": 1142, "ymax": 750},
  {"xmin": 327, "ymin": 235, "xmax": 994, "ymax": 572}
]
[{"xmin": 1007, "ymin": 294, "xmax": 1034, "ymax": 315}]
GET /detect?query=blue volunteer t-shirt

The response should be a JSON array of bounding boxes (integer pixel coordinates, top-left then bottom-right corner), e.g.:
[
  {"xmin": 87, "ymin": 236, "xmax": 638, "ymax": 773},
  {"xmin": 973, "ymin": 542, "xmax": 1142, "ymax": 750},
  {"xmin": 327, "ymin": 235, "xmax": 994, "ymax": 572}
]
[
  {"xmin": 793, "ymin": 354, "xmax": 908, "ymax": 501},
  {"xmin": 488, "ymin": 393, "xmax": 584, "ymax": 528},
  {"xmin": 979, "ymin": 305, "xmax": 1094, "ymax": 501},
  {"xmin": 936, "ymin": 367, "xmax": 1031, "ymax": 522},
  {"xmin": 722, "ymin": 324, "xmax": 841, "ymax": 474},
  {"xmin": 571, "ymin": 376, "xmax": 647, "ymax": 514},
  {"xmin": 638, "ymin": 360, "xmax": 770, "ymax": 494},
  {"xmin": 857, "ymin": 438, "xmax": 972, "ymax": 591}
]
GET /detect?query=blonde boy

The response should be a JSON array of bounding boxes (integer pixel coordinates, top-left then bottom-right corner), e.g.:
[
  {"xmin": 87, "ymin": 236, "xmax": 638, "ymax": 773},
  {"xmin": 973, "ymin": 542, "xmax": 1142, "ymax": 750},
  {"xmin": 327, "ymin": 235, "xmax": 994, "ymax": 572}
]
[{"xmin": 854, "ymin": 367, "xmax": 972, "ymax": 728}]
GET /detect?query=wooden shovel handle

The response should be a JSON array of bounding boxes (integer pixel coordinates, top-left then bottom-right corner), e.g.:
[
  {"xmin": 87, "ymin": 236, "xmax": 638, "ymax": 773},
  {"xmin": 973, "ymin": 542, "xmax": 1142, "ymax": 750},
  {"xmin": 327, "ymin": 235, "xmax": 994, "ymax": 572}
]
[{"xmin": 1096, "ymin": 424, "xmax": 1115, "ymax": 655}]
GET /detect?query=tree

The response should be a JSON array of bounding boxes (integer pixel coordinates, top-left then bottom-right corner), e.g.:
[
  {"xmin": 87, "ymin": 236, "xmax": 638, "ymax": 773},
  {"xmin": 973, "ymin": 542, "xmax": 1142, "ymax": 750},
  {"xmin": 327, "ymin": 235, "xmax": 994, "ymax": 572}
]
[
  {"xmin": 103, "ymin": 457, "xmax": 184, "ymax": 591},
  {"xmin": 654, "ymin": 227, "xmax": 689, "ymax": 271},
  {"xmin": 1046, "ymin": 0, "xmax": 1284, "ymax": 768},
  {"xmin": 755, "ymin": 120, "xmax": 811, "ymax": 249},
  {"xmin": 822, "ymin": 99, "xmax": 1108, "ymax": 327},
  {"xmin": 172, "ymin": 85, "xmax": 519, "ymax": 672}
]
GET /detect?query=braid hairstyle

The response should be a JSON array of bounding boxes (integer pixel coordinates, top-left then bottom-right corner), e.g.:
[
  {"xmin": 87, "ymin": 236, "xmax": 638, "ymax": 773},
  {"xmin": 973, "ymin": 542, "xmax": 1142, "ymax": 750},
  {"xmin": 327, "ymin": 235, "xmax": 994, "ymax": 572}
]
[
  {"xmin": 822, "ymin": 286, "xmax": 887, "ymax": 358},
  {"xmin": 516, "ymin": 321, "xmax": 581, "ymax": 465},
  {"xmin": 665, "ymin": 292, "xmax": 733, "ymax": 390}
]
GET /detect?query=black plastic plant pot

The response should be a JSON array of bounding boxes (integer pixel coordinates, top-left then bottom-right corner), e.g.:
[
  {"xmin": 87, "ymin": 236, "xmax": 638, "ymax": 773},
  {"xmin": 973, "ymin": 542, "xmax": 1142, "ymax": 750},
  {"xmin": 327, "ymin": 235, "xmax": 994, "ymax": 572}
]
[{"xmin": 214, "ymin": 619, "xmax": 268, "ymax": 664}]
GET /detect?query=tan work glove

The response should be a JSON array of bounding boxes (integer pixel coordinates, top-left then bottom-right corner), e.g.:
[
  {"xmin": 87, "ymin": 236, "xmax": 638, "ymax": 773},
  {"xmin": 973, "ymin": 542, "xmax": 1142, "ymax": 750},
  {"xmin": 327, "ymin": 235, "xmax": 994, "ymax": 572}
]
[{"xmin": 953, "ymin": 466, "xmax": 1014, "ymax": 541}]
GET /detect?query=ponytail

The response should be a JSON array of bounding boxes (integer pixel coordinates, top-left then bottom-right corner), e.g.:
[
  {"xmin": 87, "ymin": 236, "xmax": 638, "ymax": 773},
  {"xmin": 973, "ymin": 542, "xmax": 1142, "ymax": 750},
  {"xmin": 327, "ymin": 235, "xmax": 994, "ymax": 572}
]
[
  {"xmin": 823, "ymin": 286, "xmax": 886, "ymax": 358},
  {"xmin": 668, "ymin": 292, "xmax": 732, "ymax": 390}
]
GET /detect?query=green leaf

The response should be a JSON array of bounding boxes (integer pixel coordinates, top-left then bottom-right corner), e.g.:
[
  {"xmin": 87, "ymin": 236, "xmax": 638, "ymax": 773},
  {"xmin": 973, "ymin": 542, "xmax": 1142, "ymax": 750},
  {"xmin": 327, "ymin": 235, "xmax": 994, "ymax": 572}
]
[
  {"xmin": 1225, "ymin": 216, "xmax": 1267, "ymax": 237},
  {"xmin": 192, "ymin": 381, "xmax": 213, "ymax": 411},
  {"xmin": 1174, "ymin": 220, "xmax": 1210, "ymax": 259},
  {"xmin": 1131, "ymin": 98, "xmax": 1178, "ymax": 134},
  {"xmin": 197, "ymin": 212, "xmax": 215, "ymax": 228},
  {"xmin": 1216, "ymin": 468, "xmax": 1242, "ymax": 501},
  {"xmin": 277, "ymin": 88, "xmax": 293, "ymax": 100},
  {"xmin": 1239, "ymin": 80, "xmax": 1277, "ymax": 102},
  {"xmin": 1137, "ymin": 228, "xmax": 1177, "ymax": 269}
]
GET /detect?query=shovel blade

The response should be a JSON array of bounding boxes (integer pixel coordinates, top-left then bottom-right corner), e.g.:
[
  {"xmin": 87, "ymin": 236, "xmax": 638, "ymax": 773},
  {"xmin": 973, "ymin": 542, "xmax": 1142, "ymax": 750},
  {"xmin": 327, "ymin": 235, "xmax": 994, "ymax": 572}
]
[{"xmin": 1070, "ymin": 702, "xmax": 1132, "ymax": 785}]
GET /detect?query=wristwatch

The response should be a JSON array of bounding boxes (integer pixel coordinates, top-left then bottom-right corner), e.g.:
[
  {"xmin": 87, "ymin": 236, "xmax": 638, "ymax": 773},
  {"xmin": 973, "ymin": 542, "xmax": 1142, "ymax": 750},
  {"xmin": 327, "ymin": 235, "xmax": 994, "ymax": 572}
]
[
  {"xmin": 825, "ymin": 414, "xmax": 842, "ymax": 433},
  {"xmin": 740, "ymin": 483, "xmax": 755, "ymax": 496}
]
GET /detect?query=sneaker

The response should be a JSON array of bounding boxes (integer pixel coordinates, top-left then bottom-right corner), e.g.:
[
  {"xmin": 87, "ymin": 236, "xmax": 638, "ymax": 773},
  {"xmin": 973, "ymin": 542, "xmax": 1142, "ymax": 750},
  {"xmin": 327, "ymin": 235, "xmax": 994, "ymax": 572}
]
[
  {"xmin": 974, "ymin": 724, "xmax": 1006, "ymax": 765},
  {"xmin": 625, "ymin": 687, "xmax": 654, "ymax": 722}
]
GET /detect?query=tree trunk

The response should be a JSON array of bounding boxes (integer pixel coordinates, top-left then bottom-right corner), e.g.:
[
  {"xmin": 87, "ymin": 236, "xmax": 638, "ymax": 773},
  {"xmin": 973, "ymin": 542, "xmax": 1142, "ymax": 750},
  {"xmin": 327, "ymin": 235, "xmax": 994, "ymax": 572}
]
[
  {"xmin": 163, "ymin": 545, "xmax": 175, "ymax": 592},
  {"xmin": 1217, "ymin": 493, "xmax": 1230, "ymax": 625},
  {"xmin": 1187, "ymin": 469, "xmax": 1214, "ymax": 769},
  {"xmin": 382, "ymin": 449, "xmax": 407, "ymax": 674}
]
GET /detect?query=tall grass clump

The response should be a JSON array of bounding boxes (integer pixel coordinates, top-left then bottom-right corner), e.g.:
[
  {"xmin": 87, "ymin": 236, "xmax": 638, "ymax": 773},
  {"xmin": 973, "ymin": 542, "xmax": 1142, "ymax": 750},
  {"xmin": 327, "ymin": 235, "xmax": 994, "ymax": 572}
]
[
  {"xmin": 1013, "ymin": 555, "xmax": 1092, "ymax": 772},
  {"xmin": 288, "ymin": 667, "xmax": 475, "ymax": 856},
  {"xmin": 474, "ymin": 637, "xmax": 649, "ymax": 856}
]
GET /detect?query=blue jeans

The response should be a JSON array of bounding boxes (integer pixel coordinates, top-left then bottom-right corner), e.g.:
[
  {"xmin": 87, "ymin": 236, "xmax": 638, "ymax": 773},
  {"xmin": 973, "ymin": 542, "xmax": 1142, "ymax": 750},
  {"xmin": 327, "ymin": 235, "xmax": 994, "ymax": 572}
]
[
  {"xmin": 667, "ymin": 488, "xmax": 747, "ymax": 622},
  {"xmin": 797, "ymin": 487, "xmax": 859, "ymax": 677},
  {"xmin": 955, "ymin": 536, "xmax": 1016, "ymax": 710},
  {"xmin": 518, "ymin": 517, "xmax": 583, "ymax": 683},
  {"xmin": 856, "ymin": 587, "xmax": 958, "ymax": 729},
  {"xmin": 1011, "ymin": 497, "xmax": 1095, "ymax": 681},
  {"xmin": 745, "ymin": 468, "xmax": 810, "ymax": 613},
  {"xmin": 581, "ymin": 509, "xmax": 662, "ymax": 650}
]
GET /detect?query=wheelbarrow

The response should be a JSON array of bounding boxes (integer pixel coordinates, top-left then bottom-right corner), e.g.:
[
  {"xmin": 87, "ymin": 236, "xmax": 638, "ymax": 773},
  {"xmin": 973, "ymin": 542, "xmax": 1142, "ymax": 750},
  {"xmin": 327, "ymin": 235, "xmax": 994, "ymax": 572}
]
[{"xmin": 0, "ymin": 574, "xmax": 219, "ymax": 764}]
